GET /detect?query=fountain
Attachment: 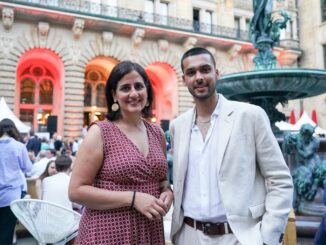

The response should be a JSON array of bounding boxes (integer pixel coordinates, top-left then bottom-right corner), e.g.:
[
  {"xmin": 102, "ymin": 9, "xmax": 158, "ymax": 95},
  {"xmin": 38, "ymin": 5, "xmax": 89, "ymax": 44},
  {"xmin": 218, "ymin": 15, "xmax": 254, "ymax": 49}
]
[
  {"xmin": 217, "ymin": 0, "xmax": 326, "ymax": 134},
  {"xmin": 216, "ymin": 0, "xmax": 326, "ymax": 236}
]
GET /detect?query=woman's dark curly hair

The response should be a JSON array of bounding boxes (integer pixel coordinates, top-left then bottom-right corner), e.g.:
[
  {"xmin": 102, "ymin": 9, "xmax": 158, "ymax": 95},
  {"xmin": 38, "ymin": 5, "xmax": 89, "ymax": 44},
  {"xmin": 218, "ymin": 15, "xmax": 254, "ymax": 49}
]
[{"xmin": 105, "ymin": 61, "xmax": 153, "ymax": 121}]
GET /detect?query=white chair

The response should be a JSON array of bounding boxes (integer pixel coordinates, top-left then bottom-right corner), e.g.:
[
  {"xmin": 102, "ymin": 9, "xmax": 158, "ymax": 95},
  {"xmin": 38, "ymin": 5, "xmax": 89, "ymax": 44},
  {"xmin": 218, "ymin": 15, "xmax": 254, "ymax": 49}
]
[{"xmin": 10, "ymin": 199, "xmax": 81, "ymax": 245}]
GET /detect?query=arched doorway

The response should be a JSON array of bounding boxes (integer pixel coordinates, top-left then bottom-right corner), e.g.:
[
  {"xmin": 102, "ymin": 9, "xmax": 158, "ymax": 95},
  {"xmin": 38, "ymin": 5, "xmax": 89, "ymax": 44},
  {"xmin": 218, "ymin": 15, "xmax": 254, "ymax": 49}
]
[
  {"xmin": 16, "ymin": 49, "xmax": 64, "ymax": 134},
  {"xmin": 84, "ymin": 56, "xmax": 118, "ymax": 126},
  {"xmin": 146, "ymin": 62, "xmax": 177, "ymax": 130}
]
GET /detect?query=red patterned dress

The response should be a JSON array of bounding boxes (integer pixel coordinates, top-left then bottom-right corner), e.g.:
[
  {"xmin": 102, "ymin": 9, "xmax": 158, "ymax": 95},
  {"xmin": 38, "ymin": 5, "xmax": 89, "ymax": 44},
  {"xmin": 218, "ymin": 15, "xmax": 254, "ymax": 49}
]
[{"xmin": 77, "ymin": 120, "xmax": 168, "ymax": 245}]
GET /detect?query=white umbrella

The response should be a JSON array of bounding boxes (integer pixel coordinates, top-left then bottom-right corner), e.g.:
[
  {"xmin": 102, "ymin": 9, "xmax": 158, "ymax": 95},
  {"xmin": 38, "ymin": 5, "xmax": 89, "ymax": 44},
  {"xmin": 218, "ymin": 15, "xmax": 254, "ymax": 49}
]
[
  {"xmin": 295, "ymin": 111, "xmax": 316, "ymax": 128},
  {"xmin": 0, "ymin": 97, "xmax": 31, "ymax": 133},
  {"xmin": 294, "ymin": 111, "xmax": 326, "ymax": 136},
  {"xmin": 275, "ymin": 120, "xmax": 298, "ymax": 131}
]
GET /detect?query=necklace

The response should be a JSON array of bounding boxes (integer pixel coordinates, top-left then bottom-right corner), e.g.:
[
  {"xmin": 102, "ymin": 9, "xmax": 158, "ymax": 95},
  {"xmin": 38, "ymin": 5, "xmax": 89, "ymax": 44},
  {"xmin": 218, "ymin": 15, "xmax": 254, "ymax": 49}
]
[{"xmin": 196, "ymin": 119, "xmax": 211, "ymax": 124}]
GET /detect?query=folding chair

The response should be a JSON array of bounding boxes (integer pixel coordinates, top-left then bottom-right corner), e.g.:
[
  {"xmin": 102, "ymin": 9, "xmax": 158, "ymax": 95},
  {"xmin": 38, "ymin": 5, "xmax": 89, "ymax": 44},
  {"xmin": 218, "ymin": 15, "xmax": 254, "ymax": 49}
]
[{"xmin": 10, "ymin": 199, "xmax": 81, "ymax": 245}]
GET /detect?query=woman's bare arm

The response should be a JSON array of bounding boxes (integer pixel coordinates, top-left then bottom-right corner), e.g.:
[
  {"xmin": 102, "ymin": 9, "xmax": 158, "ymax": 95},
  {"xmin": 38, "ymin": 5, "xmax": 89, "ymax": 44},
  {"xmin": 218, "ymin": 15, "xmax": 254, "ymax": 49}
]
[{"xmin": 69, "ymin": 125, "xmax": 133, "ymax": 210}]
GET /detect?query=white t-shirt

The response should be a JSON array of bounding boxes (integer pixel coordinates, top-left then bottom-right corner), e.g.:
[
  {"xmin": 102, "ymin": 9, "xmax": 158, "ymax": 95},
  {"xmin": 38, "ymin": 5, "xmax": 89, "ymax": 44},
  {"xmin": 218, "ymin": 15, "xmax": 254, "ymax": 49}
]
[{"xmin": 42, "ymin": 172, "xmax": 72, "ymax": 210}]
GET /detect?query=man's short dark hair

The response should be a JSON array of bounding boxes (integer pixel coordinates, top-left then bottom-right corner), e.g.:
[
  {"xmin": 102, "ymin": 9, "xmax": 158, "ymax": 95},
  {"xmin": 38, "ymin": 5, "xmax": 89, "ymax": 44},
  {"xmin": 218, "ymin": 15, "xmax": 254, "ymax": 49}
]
[
  {"xmin": 181, "ymin": 47, "xmax": 216, "ymax": 72},
  {"xmin": 55, "ymin": 155, "xmax": 72, "ymax": 172}
]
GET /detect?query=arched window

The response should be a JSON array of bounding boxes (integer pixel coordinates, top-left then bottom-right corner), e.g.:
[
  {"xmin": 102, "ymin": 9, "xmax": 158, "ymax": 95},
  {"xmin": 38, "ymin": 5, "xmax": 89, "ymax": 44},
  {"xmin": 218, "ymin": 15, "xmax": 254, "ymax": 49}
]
[
  {"xmin": 17, "ymin": 48, "xmax": 63, "ymax": 135},
  {"xmin": 18, "ymin": 64, "xmax": 55, "ymax": 131},
  {"xmin": 96, "ymin": 84, "xmax": 106, "ymax": 107},
  {"xmin": 83, "ymin": 69, "xmax": 107, "ymax": 125},
  {"xmin": 84, "ymin": 56, "xmax": 118, "ymax": 125},
  {"xmin": 20, "ymin": 78, "xmax": 35, "ymax": 104},
  {"xmin": 40, "ymin": 79, "xmax": 53, "ymax": 104}
]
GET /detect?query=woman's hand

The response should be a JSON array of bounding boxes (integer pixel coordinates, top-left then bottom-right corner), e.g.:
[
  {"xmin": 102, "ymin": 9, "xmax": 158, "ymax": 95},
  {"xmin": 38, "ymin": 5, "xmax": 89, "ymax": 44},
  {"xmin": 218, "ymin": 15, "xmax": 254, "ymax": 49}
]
[
  {"xmin": 159, "ymin": 188, "xmax": 173, "ymax": 213},
  {"xmin": 133, "ymin": 192, "xmax": 167, "ymax": 220}
]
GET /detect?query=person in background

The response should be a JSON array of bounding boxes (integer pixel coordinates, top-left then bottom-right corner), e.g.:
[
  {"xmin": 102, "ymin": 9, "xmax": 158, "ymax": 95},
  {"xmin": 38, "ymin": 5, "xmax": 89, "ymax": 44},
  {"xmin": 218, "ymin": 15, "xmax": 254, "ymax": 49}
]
[
  {"xmin": 69, "ymin": 61, "xmax": 173, "ymax": 244},
  {"xmin": 35, "ymin": 160, "xmax": 57, "ymax": 199},
  {"xmin": 169, "ymin": 47, "xmax": 293, "ymax": 245},
  {"xmin": 63, "ymin": 139, "xmax": 72, "ymax": 154},
  {"xmin": 26, "ymin": 131, "xmax": 41, "ymax": 157},
  {"xmin": 82, "ymin": 125, "xmax": 88, "ymax": 138},
  {"xmin": 314, "ymin": 213, "xmax": 326, "ymax": 245},
  {"xmin": 40, "ymin": 137, "xmax": 50, "ymax": 151},
  {"xmin": 28, "ymin": 151, "xmax": 36, "ymax": 164},
  {"xmin": 313, "ymin": 185, "xmax": 326, "ymax": 245},
  {"xmin": 72, "ymin": 138, "xmax": 79, "ymax": 156},
  {"xmin": 42, "ymin": 155, "xmax": 73, "ymax": 209},
  {"xmin": 54, "ymin": 134, "xmax": 63, "ymax": 152},
  {"xmin": 165, "ymin": 130, "xmax": 173, "ymax": 184},
  {"xmin": 27, "ymin": 149, "xmax": 56, "ymax": 178},
  {"xmin": 48, "ymin": 136, "xmax": 55, "ymax": 150},
  {"xmin": 0, "ymin": 118, "xmax": 33, "ymax": 245}
]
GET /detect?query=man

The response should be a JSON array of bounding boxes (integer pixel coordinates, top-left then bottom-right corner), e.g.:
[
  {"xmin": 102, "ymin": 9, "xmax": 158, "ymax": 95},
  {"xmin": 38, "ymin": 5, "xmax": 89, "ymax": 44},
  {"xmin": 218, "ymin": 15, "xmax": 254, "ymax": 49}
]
[
  {"xmin": 27, "ymin": 149, "xmax": 56, "ymax": 178},
  {"xmin": 169, "ymin": 47, "xmax": 293, "ymax": 245},
  {"xmin": 42, "ymin": 155, "xmax": 73, "ymax": 210},
  {"xmin": 26, "ymin": 131, "xmax": 41, "ymax": 157}
]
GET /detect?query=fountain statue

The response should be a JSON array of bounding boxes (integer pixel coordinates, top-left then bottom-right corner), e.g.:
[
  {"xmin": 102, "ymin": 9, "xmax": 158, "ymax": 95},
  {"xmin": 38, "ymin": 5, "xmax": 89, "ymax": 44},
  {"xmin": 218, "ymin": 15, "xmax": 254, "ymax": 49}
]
[
  {"xmin": 283, "ymin": 124, "xmax": 326, "ymax": 215},
  {"xmin": 217, "ymin": 0, "xmax": 326, "ymax": 133},
  {"xmin": 250, "ymin": 0, "xmax": 290, "ymax": 69}
]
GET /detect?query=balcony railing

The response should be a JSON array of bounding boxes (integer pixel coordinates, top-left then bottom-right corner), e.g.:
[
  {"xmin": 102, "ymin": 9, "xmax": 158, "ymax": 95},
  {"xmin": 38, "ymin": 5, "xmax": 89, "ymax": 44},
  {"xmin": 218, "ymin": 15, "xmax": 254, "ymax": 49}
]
[{"xmin": 4, "ymin": 0, "xmax": 250, "ymax": 42}]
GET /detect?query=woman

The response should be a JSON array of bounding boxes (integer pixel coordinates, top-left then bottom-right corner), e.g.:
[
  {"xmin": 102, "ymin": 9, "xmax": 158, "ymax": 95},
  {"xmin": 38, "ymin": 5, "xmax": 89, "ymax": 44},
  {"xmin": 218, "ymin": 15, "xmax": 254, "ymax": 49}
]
[
  {"xmin": 0, "ymin": 118, "xmax": 33, "ymax": 245},
  {"xmin": 69, "ymin": 61, "xmax": 173, "ymax": 244},
  {"xmin": 35, "ymin": 160, "xmax": 57, "ymax": 199}
]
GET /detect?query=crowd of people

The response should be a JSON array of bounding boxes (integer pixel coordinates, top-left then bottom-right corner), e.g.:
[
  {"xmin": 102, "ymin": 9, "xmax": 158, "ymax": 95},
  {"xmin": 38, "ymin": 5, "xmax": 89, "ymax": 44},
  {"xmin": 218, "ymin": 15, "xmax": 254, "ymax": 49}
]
[{"xmin": 0, "ymin": 119, "xmax": 85, "ymax": 245}]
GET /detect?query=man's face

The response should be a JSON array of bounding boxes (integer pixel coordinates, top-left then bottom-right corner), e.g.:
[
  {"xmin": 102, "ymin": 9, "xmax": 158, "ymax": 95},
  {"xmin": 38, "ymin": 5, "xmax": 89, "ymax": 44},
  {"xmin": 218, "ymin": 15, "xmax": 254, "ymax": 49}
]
[{"xmin": 182, "ymin": 54, "xmax": 219, "ymax": 101}]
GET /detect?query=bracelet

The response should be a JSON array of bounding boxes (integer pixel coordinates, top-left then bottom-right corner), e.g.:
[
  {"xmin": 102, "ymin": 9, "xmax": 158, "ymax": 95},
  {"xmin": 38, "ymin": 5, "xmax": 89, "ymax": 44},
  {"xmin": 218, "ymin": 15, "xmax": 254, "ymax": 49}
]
[{"xmin": 130, "ymin": 191, "xmax": 136, "ymax": 209}]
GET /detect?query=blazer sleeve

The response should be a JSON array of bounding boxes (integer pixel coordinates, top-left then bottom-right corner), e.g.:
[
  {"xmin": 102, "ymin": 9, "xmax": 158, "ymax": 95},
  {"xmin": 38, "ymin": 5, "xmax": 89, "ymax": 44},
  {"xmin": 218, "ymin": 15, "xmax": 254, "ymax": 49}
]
[{"xmin": 254, "ymin": 107, "xmax": 294, "ymax": 245}]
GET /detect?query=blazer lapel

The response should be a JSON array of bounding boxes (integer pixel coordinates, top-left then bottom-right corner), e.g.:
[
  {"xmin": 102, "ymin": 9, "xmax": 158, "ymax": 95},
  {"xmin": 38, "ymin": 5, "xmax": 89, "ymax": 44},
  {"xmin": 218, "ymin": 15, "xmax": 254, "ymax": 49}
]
[
  {"xmin": 216, "ymin": 96, "xmax": 234, "ymax": 173},
  {"xmin": 177, "ymin": 108, "xmax": 195, "ymax": 188}
]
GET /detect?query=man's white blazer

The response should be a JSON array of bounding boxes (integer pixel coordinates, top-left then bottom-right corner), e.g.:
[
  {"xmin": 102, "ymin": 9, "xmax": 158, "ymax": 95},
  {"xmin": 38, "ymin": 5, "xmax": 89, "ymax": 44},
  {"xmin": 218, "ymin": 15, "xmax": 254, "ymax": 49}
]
[{"xmin": 169, "ymin": 94, "xmax": 293, "ymax": 245}]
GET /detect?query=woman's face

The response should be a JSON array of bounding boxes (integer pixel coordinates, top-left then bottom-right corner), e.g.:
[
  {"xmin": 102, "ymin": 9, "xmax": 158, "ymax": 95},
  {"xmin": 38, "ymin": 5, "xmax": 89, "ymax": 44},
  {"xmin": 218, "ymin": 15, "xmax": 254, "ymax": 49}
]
[
  {"xmin": 48, "ymin": 162, "xmax": 57, "ymax": 176},
  {"xmin": 113, "ymin": 70, "xmax": 148, "ymax": 116}
]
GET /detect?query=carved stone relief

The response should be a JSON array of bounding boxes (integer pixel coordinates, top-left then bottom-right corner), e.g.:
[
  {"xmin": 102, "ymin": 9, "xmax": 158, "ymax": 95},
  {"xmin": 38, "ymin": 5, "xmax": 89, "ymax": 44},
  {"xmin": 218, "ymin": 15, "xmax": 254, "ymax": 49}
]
[
  {"xmin": 158, "ymin": 39, "xmax": 169, "ymax": 52},
  {"xmin": 2, "ymin": 7, "xmax": 14, "ymax": 31},
  {"xmin": 132, "ymin": 28, "xmax": 145, "ymax": 49},
  {"xmin": 72, "ymin": 18, "xmax": 85, "ymax": 40},
  {"xmin": 38, "ymin": 22, "xmax": 50, "ymax": 48},
  {"xmin": 183, "ymin": 37, "xmax": 197, "ymax": 50}
]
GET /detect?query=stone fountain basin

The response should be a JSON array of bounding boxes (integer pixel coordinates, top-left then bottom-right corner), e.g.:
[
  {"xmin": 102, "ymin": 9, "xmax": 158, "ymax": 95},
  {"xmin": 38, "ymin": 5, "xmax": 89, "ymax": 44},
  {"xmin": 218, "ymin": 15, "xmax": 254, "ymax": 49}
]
[{"xmin": 217, "ymin": 68, "xmax": 326, "ymax": 101}]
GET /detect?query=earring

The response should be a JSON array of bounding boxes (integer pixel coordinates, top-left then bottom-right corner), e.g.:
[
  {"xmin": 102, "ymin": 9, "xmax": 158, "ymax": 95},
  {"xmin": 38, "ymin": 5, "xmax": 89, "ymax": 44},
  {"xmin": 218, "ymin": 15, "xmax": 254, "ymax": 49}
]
[
  {"xmin": 111, "ymin": 102, "xmax": 119, "ymax": 112},
  {"xmin": 145, "ymin": 101, "xmax": 149, "ymax": 107}
]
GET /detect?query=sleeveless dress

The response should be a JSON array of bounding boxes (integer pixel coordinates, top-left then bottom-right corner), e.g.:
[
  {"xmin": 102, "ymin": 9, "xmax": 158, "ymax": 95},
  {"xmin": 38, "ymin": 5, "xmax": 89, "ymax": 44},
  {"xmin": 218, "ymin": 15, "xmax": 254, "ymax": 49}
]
[{"xmin": 77, "ymin": 120, "xmax": 168, "ymax": 245}]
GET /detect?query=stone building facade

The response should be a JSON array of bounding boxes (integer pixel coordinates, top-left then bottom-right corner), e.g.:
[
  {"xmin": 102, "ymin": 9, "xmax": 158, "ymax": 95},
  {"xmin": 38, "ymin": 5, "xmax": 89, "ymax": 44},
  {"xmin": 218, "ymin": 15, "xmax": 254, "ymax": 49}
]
[
  {"xmin": 284, "ymin": 0, "xmax": 326, "ymax": 128},
  {"xmin": 0, "ymin": 0, "xmax": 300, "ymax": 138}
]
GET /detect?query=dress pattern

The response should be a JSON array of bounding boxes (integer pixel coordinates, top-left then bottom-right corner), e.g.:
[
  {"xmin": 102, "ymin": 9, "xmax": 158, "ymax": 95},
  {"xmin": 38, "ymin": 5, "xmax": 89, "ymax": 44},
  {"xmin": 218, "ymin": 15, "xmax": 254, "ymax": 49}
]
[{"xmin": 77, "ymin": 120, "xmax": 168, "ymax": 245}]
